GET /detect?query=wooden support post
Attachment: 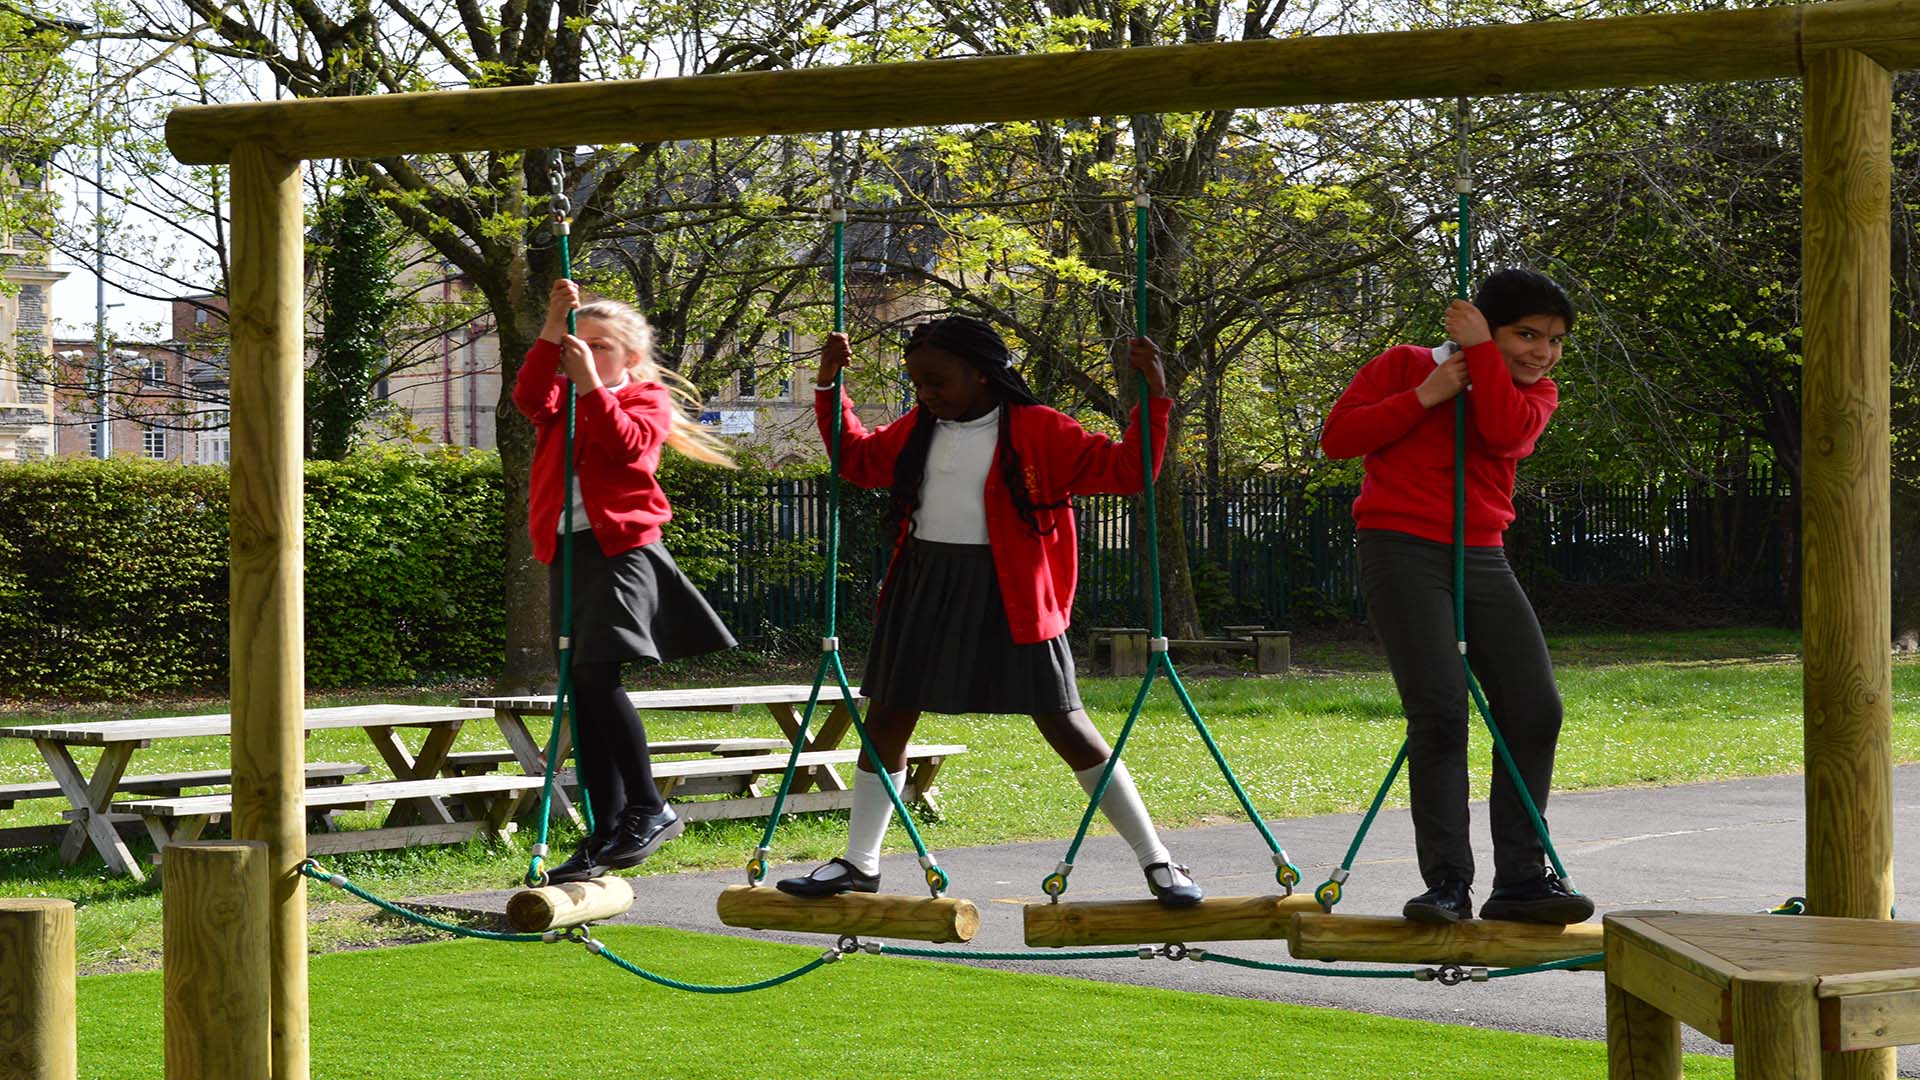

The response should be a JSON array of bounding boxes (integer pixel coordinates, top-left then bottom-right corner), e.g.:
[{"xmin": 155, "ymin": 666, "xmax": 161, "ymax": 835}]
[
  {"xmin": 716, "ymin": 885, "xmax": 980, "ymax": 943},
  {"xmin": 1606, "ymin": 979, "xmax": 1682, "ymax": 1080},
  {"xmin": 1802, "ymin": 45, "xmax": 1894, "ymax": 1080},
  {"xmin": 1253, "ymin": 630, "xmax": 1291, "ymax": 675},
  {"xmin": 1023, "ymin": 893, "xmax": 1320, "ymax": 948},
  {"xmin": 1289, "ymin": 913, "xmax": 1605, "ymax": 969},
  {"xmin": 1733, "ymin": 972, "xmax": 1821, "ymax": 1079},
  {"xmin": 507, "ymin": 877, "xmax": 636, "ymax": 932},
  {"xmin": 164, "ymin": 842, "xmax": 271, "ymax": 1080},
  {"xmin": 227, "ymin": 142, "xmax": 309, "ymax": 1080},
  {"xmin": 0, "ymin": 899, "xmax": 76, "ymax": 1080}
]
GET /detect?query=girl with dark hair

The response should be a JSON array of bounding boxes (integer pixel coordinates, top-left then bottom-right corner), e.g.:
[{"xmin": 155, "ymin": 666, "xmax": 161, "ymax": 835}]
[
  {"xmin": 1321, "ymin": 267, "xmax": 1590, "ymax": 927},
  {"xmin": 777, "ymin": 315, "xmax": 1203, "ymax": 907}
]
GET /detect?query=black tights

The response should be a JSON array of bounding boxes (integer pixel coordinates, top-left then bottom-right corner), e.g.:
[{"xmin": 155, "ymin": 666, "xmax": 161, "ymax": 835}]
[{"xmin": 569, "ymin": 659, "xmax": 663, "ymax": 836}]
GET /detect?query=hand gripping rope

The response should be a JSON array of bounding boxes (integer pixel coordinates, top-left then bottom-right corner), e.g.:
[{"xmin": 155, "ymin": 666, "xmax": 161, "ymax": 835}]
[
  {"xmin": 1313, "ymin": 98, "xmax": 1576, "ymax": 912},
  {"xmin": 745, "ymin": 132, "xmax": 950, "ymax": 898},
  {"xmin": 1042, "ymin": 176, "xmax": 1301, "ymax": 903},
  {"xmin": 525, "ymin": 150, "xmax": 599, "ymax": 888}
]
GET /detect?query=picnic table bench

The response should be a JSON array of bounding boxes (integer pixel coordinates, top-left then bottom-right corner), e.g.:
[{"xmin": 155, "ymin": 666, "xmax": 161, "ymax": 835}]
[
  {"xmin": 0, "ymin": 762, "xmax": 369, "ymax": 851},
  {"xmin": 460, "ymin": 685, "xmax": 968, "ymax": 823},
  {"xmin": 0, "ymin": 704, "xmax": 516, "ymax": 880}
]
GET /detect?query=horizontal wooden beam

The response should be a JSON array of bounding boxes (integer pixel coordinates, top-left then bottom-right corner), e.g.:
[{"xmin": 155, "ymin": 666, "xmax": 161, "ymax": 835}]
[
  {"xmin": 1024, "ymin": 893, "xmax": 1320, "ymax": 948},
  {"xmin": 1290, "ymin": 913, "xmax": 1606, "ymax": 969},
  {"xmin": 167, "ymin": 0, "xmax": 1920, "ymax": 165},
  {"xmin": 716, "ymin": 885, "xmax": 979, "ymax": 943}
]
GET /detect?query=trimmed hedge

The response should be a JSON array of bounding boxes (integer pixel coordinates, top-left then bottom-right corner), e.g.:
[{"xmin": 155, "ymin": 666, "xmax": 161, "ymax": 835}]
[{"xmin": 0, "ymin": 450, "xmax": 506, "ymax": 700}]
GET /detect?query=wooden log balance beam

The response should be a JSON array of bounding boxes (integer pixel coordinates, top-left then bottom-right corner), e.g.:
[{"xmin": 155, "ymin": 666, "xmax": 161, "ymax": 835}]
[
  {"xmin": 716, "ymin": 885, "xmax": 979, "ymax": 944},
  {"xmin": 1024, "ymin": 893, "xmax": 1322, "ymax": 948},
  {"xmin": 1290, "ymin": 914, "xmax": 1605, "ymax": 970},
  {"xmin": 507, "ymin": 877, "xmax": 636, "ymax": 933},
  {"xmin": 165, "ymin": 0, "xmax": 1920, "ymax": 166}
]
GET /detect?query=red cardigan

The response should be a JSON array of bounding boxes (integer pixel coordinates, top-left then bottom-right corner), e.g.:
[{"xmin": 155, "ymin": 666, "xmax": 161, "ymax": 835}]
[
  {"xmin": 1319, "ymin": 340, "xmax": 1557, "ymax": 546},
  {"xmin": 514, "ymin": 338, "xmax": 677, "ymax": 564},
  {"xmin": 817, "ymin": 389, "xmax": 1173, "ymax": 644}
]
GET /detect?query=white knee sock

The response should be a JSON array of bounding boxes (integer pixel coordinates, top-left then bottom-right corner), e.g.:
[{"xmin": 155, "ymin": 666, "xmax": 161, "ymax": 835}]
[
  {"xmin": 1073, "ymin": 759, "xmax": 1172, "ymax": 869},
  {"xmin": 842, "ymin": 767, "xmax": 908, "ymax": 876}
]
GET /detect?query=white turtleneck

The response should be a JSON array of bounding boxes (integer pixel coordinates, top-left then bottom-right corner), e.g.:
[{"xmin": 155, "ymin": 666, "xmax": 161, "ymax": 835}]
[
  {"xmin": 912, "ymin": 406, "xmax": 999, "ymax": 544},
  {"xmin": 560, "ymin": 372, "xmax": 630, "ymax": 534}
]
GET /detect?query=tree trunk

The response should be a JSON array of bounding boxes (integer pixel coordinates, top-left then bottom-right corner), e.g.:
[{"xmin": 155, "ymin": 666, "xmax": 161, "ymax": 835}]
[
  {"xmin": 1893, "ymin": 485, "xmax": 1920, "ymax": 650},
  {"xmin": 495, "ymin": 241, "xmax": 556, "ymax": 691}
]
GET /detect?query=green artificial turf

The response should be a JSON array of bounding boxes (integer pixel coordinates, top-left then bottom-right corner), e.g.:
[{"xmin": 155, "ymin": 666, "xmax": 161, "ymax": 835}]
[{"xmin": 75, "ymin": 924, "xmax": 1737, "ymax": 1080}]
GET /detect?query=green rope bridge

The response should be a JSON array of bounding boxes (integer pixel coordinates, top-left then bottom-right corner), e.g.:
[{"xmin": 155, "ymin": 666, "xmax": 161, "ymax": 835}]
[{"xmin": 299, "ymin": 135, "xmax": 1623, "ymax": 991}]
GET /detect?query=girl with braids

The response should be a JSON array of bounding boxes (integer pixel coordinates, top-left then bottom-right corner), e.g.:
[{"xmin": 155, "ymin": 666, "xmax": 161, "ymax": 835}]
[
  {"xmin": 514, "ymin": 278, "xmax": 739, "ymax": 884},
  {"xmin": 777, "ymin": 315, "xmax": 1202, "ymax": 907}
]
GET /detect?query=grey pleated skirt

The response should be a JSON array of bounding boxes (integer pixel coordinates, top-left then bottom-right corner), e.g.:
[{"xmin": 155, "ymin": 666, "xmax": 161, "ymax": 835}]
[
  {"xmin": 548, "ymin": 532, "xmax": 737, "ymax": 665},
  {"xmin": 860, "ymin": 539, "xmax": 1082, "ymax": 715}
]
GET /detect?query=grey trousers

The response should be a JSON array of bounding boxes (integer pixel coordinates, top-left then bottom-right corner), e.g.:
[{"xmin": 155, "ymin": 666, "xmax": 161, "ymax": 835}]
[{"xmin": 1357, "ymin": 530, "xmax": 1564, "ymax": 891}]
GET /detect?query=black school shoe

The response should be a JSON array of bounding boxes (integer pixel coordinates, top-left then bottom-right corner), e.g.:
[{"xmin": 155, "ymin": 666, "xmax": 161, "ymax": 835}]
[
  {"xmin": 543, "ymin": 838, "xmax": 610, "ymax": 885},
  {"xmin": 1403, "ymin": 879, "xmax": 1474, "ymax": 924},
  {"xmin": 1480, "ymin": 870, "xmax": 1595, "ymax": 924},
  {"xmin": 596, "ymin": 805, "xmax": 684, "ymax": 870},
  {"xmin": 775, "ymin": 857, "xmax": 881, "ymax": 898},
  {"xmin": 1145, "ymin": 862, "xmax": 1204, "ymax": 907}
]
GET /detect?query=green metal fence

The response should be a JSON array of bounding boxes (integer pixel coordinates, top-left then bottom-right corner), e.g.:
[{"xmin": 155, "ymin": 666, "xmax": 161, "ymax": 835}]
[{"xmin": 691, "ymin": 470, "xmax": 1794, "ymax": 641}]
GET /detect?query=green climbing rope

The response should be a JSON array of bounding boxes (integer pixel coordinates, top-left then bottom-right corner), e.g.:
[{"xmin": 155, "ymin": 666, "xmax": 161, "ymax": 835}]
[
  {"xmin": 525, "ymin": 152, "xmax": 597, "ymax": 888},
  {"xmin": 747, "ymin": 134, "xmax": 949, "ymax": 897},
  {"xmin": 1046, "ymin": 181, "xmax": 1299, "ymax": 902},
  {"xmin": 1314, "ymin": 97, "xmax": 1573, "ymax": 912}
]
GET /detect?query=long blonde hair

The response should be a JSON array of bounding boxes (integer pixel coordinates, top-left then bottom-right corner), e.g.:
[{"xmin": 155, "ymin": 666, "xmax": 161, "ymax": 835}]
[{"xmin": 575, "ymin": 299, "xmax": 736, "ymax": 469}]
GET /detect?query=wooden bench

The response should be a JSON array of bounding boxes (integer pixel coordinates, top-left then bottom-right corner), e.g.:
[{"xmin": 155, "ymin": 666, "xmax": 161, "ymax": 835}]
[
  {"xmin": 1, "ymin": 762, "xmax": 370, "ymax": 851},
  {"xmin": 440, "ymin": 738, "xmax": 793, "ymax": 777},
  {"xmin": 1095, "ymin": 628, "xmax": 1291, "ymax": 675},
  {"xmin": 112, "ymin": 774, "xmax": 546, "ymax": 860}
]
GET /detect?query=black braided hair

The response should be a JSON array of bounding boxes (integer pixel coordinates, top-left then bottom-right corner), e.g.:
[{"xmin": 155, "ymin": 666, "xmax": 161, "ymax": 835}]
[{"xmin": 885, "ymin": 316, "xmax": 1069, "ymax": 538}]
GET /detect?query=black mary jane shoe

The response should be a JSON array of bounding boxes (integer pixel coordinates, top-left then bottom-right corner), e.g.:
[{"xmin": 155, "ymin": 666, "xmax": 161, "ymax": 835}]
[
  {"xmin": 1145, "ymin": 862, "xmax": 1204, "ymax": 908},
  {"xmin": 543, "ymin": 839, "xmax": 609, "ymax": 885},
  {"xmin": 775, "ymin": 857, "xmax": 881, "ymax": 899},
  {"xmin": 1403, "ymin": 879, "xmax": 1474, "ymax": 924},
  {"xmin": 596, "ymin": 806, "xmax": 684, "ymax": 870}
]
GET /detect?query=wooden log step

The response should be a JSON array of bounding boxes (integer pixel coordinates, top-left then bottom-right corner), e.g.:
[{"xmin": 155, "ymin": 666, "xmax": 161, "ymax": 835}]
[
  {"xmin": 1024, "ymin": 893, "xmax": 1322, "ymax": 948},
  {"xmin": 716, "ymin": 885, "xmax": 979, "ymax": 944},
  {"xmin": 1289, "ymin": 913, "xmax": 1606, "ymax": 969},
  {"xmin": 507, "ymin": 877, "xmax": 635, "ymax": 932}
]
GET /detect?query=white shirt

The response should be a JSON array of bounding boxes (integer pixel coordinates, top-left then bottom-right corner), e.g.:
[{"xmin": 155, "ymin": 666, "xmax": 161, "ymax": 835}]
[
  {"xmin": 912, "ymin": 407, "xmax": 1000, "ymax": 544},
  {"xmin": 560, "ymin": 372, "xmax": 630, "ymax": 534}
]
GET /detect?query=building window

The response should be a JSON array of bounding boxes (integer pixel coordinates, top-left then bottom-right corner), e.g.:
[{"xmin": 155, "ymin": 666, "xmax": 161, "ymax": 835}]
[
  {"xmin": 141, "ymin": 356, "xmax": 165, "ymax": 387},
  {"xmin": 194, "ymin": 308, "xmax": 209, "ymax": 325},
  {"xmin": 87, "ymin": 422, "xmax": 99, "ymax": 456},
  {"xmin": 142, "ymin": 426, "xmax": 165, "ymax": 460},
  {"xmin": 197, "ymin": 410, "xmax": 229, "ymax": 465},
  {"xmin": 776, "ymin": 327, "xmax": 795, "ymax": 401},
  {"xmin": 736, "ymin": 356, "xmax": 756, "ymax": 400}
]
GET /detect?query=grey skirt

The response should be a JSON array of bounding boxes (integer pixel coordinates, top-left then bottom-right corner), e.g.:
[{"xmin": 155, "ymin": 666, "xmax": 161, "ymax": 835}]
[
  {"xmin": 548, "ymin": 532, "xmax": 737, "ymax": 666},
  {"xmin": 860, "ymin": 539, "xmax": 1082, "ymax": 715}
]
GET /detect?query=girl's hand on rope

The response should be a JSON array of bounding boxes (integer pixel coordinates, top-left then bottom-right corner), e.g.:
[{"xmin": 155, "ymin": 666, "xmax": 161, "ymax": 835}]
[
  {"xmin": 542, "ymin": 278, "xmax": 581, "ymax": 343},
  {"xmin": 817, "ymin": 331, "xmax": 851, "ymax": 387},
  {"xmin": 1444, "ymin": 298, "xmax": 1492, "ymax": 349},
  {"xmin": 1128, "ymin": 337, "xmax": 1167, "ymax": 398},
  {"xmin": 560, "ymin": 334, "xmax": 601, "ymax": 394},
  {"xmin": 1416, "ymin": 351, "xmax": 1470, "ymax": 408}
]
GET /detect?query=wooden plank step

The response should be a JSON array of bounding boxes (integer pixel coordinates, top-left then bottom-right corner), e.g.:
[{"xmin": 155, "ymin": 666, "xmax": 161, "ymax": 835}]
[{"xmin": 113, "ymin": 775, "xmax": 548, "ymax": 819}]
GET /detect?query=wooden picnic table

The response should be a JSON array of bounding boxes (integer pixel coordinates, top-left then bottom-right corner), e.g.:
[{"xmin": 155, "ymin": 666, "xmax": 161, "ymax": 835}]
[
  {"xmin": 0, "ymin": 704, "xmax": 502, "ymax": 882},
  {"xmin": 460, "ymin": 683, "xmax": 966, "ymax": 824}
]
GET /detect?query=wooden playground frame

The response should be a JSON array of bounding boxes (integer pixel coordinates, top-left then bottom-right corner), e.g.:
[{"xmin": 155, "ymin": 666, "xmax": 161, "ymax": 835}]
[{"xmin": 25, "ymin": 3, "xmax": 1909, "ymax": 1077}]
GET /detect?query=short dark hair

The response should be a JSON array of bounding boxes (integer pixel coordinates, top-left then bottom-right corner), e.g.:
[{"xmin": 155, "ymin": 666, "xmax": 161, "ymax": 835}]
[{"xmin": 1473, "ymin": 268, "xmax": 1576, "ymax": 333}]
